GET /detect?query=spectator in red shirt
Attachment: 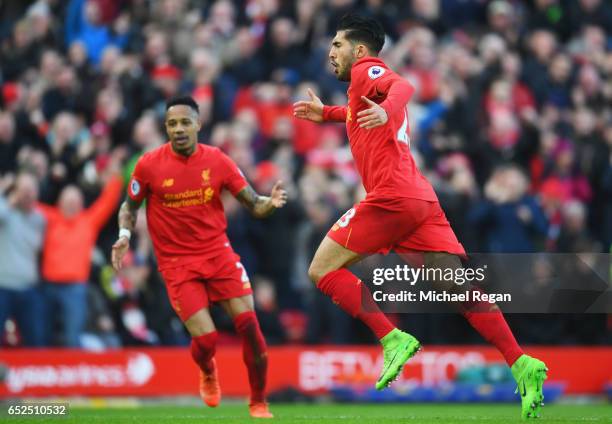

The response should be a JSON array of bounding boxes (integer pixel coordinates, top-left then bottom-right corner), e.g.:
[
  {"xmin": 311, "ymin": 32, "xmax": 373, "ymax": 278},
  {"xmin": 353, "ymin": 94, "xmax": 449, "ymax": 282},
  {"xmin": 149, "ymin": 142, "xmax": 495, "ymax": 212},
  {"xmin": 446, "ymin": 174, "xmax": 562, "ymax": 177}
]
[{"xmin": 38, "ymin": 156, "xmax": 123, "ymax": 347}]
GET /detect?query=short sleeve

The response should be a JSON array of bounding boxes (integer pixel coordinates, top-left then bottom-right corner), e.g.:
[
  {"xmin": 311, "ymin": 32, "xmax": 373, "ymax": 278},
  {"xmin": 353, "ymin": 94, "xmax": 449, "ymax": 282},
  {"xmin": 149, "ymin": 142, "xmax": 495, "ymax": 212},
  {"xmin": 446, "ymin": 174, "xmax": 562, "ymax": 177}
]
[
  {"xmin": 219, "ymin": 151, "xmax": 249, "ymax": 196},
  {"xmin": 375, "ymin": 71, "xmax": 413, "ymax": 98},
  {"xmin": 352, "ymin": 62, "xmax": 401, "ymax": 99},
  {"xmin": 127, "ymin": 156, "xmax": 150, "ymax": 202}
]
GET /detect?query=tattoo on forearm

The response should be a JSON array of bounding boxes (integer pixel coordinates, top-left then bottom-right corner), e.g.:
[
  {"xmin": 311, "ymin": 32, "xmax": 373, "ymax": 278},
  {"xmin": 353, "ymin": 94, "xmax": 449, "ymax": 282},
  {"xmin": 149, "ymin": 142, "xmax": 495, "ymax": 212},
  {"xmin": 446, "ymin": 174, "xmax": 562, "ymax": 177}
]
[
  {"xmin": 237, "ymin": 186, "xmax": 258, "ymax": 210},
  {"xmin": 236, "ymin": 186, "xmax": 275, "ymax": 218},
  {"xmin": 118, "ymin": 199, "xmax": 139, "ymax": 231}
]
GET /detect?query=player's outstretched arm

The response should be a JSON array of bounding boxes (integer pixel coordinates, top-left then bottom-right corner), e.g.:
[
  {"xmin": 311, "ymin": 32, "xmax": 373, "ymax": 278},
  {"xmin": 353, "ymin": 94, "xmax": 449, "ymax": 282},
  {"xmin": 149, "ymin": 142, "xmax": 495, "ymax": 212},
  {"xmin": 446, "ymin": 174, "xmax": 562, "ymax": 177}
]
[
  {"xmin": 111, "ymin": 196, "xmax": 141, "ymax": 271},
  {"xmin": 293, "ymin": 88, "xmax": 325, "ymax": 123},
  {"xmin": 235, "ymin": 181, "xmax": 287, "ymax": 219}
]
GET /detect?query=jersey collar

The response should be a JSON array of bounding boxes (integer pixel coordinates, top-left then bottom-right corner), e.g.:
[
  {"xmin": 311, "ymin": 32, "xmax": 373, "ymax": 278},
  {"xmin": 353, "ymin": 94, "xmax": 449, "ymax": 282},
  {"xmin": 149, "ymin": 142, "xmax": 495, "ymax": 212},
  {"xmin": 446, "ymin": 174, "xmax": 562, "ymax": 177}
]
[
  {"xmin": 167, "ymin": 142, "xmax": 202, "ymax": 162},
  {"xmin": 354, "ymin": 56, "xmax": 384, "ymax": 67}
]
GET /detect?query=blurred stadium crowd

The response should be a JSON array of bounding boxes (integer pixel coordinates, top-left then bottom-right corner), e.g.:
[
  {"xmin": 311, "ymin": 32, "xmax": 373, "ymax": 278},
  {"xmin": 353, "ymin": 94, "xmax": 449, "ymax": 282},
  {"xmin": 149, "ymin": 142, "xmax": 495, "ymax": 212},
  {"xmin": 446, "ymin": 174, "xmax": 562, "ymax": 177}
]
[{"xmin": 0, "ymin": 0, "xmax": 610, "ymax": 349}]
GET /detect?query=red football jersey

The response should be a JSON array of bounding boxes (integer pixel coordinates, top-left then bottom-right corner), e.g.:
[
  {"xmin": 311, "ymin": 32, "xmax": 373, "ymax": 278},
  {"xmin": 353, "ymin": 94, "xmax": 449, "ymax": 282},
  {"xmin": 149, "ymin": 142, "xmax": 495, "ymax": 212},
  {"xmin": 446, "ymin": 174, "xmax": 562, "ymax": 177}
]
[
  {"xmin": 324, "ymin": 57, "xmax": 438, "ymax": 207},
  {"xmin": 128, "ymin": 143, "xmax": 248, "ymax": 270}
]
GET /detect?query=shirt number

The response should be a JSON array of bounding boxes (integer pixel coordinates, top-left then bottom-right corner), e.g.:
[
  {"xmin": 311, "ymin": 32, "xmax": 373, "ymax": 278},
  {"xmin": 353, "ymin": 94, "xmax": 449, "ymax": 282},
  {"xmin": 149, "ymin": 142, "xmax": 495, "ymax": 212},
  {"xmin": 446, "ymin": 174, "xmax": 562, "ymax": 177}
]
[
  {"xmin": 337, "ymin": 208, "xmax": 356, "ymax": 228},
  {"xmin": 397, "ymin": 106, "xmax": 410, "ymax": 146},
  {"xmin": 236, "ymin": 262, "xmax": 249, "ymax": 283}
]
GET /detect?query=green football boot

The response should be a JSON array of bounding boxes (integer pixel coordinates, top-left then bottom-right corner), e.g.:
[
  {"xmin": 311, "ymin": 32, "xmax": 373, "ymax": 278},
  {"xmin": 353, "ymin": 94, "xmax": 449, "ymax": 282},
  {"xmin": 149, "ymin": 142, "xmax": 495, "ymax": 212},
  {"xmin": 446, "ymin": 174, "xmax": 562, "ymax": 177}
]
[
  {"xmin": 375, "ymin": 328, "xmax": 421, "ymax": 390},
  {"xmin": 511, "ymin": 354, "xmax": 548, "ymax": 419}
]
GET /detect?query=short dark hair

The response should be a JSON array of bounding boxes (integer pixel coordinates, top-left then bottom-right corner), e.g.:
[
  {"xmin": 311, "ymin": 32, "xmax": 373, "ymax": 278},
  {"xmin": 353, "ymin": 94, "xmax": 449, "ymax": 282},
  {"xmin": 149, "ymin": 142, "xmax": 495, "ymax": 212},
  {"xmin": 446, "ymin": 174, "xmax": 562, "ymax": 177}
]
[
  {"xmin": 337, "ymin": 14, "xmax": 385, "ymax": 54},
  {"xmin": 166, "ymin": 96, "xmax": 199, "ymax": 113}
]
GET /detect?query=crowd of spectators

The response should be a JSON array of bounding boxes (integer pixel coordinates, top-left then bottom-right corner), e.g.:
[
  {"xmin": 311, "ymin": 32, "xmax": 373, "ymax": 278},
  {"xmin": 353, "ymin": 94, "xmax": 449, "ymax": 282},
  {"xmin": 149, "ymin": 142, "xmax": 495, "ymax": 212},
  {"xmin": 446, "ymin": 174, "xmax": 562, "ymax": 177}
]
[{"xmin": 0, "ymin": 0, "xmax": 610, "ymax": 348}]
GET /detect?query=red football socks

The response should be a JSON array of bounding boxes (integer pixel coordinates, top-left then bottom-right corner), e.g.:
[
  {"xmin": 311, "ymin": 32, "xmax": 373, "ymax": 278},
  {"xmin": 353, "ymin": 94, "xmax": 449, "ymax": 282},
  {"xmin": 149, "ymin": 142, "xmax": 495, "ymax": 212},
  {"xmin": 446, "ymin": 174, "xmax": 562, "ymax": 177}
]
[
  {"xmin": 190, "ymin": 331, "xmax": 218, "ymax": 374},
  {"xmin": 461, "ymin": 294, "xmax": 524, "ymax": 366},
  {"xmin": 317, "ymin": 268, "xmax": 395, "ymax": 340},
  {"xmin": 234, "ymin": 311, "xmax": 268, "ymax": 404}
]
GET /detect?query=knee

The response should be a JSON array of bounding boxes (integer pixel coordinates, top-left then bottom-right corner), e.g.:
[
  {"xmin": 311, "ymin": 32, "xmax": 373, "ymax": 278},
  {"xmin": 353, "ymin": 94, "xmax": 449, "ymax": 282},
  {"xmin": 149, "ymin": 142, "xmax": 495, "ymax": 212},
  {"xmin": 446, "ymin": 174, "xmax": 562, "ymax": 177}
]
[
  {"xmin": 191, "ymin": 331, "xmax": 217, "ymax": 363},
  {"xmin": 308, "ymin": 260, "xmax": 328, "ymax": 285},
  {"xmin": 187, "ymin": 321, "xmax": 211, "ymax": 338},
  {"xmin": 185, "ymin": 311, "xmax": 215, "ymax": 338},
  {"xmin": 425, "ymin": 252, "xmax": 466, "ymax": 293},
  {"xmin": 233, "ymin": 310, "xmax": 258, "ymax": 333},
  {"xmin": 229, "ymin": 295, "xmax": 255, "ymax": 316},
  {"xmin": 192, "ymin": 330, "xmax": 217, "ymax": 351}
]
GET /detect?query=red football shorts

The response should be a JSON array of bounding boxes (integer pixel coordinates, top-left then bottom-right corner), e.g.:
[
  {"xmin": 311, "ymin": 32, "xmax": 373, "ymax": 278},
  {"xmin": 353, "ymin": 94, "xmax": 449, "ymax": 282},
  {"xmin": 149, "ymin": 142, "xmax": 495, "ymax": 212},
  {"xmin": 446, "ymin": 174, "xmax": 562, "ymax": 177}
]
[
  {"xmin": 327, "ymin": 198, "xmax": 465, "ymax": 256},
  {"xmin": 160, "ymin": 248, "xmax": 253, "ymax": 322}
]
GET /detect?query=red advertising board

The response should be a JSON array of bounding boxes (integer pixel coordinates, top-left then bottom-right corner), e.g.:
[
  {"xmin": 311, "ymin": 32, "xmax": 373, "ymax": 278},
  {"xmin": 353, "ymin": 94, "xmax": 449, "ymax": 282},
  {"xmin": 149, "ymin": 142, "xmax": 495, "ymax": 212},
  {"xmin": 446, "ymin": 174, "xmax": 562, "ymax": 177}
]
[{"xmin": 0, "ymin": 346, "xmax": 609, "ymax": 397}]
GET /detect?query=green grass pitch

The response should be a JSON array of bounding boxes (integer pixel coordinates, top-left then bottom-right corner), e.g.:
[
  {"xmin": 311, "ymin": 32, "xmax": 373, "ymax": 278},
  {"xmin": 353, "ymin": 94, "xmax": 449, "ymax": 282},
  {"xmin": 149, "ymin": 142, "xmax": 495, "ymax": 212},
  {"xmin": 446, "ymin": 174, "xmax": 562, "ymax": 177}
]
[{"xmin": 5, "ymin": 403, "xmax": 611, "ymax": 423}]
